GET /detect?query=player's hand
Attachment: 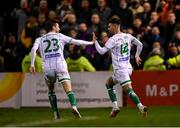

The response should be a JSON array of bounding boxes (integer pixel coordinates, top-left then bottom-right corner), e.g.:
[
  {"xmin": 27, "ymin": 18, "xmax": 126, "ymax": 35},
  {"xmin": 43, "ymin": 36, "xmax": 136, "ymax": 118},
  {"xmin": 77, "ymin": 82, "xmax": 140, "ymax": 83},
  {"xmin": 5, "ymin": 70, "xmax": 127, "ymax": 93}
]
[
  {"xmin": 135, "ymin": 56, "xmax": 142, "ymax": 66},
  {"xmin": 29, "ymin": 66, "xmax": 36, "ymax": 73},
  {"xmin": 92, "ymin": 32, "xmax": 97, "ymax": 44}
]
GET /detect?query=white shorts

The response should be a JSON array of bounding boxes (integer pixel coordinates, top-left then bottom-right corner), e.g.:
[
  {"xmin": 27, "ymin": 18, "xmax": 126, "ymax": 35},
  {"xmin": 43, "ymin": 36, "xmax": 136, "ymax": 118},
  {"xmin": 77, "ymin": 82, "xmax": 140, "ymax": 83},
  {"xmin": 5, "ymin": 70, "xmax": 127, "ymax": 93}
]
[
  {"xmin": 44, "ymin": 69, "xmax": 70, "ymax": 84},
  {"xmin": 112, "ymin": 68, "xmax": 132, "ymax": 86}
]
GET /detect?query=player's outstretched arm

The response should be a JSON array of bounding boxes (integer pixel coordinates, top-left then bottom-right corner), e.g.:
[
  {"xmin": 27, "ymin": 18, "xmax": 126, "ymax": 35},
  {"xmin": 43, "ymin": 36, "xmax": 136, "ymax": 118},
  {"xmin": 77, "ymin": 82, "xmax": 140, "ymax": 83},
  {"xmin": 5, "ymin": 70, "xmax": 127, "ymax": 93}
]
[
  {"xmin": 71, "ymin": 38, "xmax": 93, "ymax": 45},
  {"xmin": 60, "ymin": 33, "xmax": 93, "ymax": 45},
  {"xmin": 92, "ymin": 32, "xmax": 109, "ymax": 55}
]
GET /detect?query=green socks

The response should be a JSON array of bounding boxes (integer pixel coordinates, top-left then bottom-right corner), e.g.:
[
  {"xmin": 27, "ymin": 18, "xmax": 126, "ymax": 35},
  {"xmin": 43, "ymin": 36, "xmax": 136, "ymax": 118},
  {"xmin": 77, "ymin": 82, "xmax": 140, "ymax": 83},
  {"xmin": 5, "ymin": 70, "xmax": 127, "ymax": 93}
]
[
  {"xmin": 106, "ymin": 84, "xmax": 117, "ymax": 102},
  {"xmin": 127, "ymin": 88, "xmax": 141, "ymax": 105},
  {"xmin": 106, "ymin": 84, "xmax": 142, "ymax": 107},
  {"xmin": 67, "ymin": 91, "xmax": 77, "ymax": 106},
  {"xmin": 48, "ymin": 91, "xmax": 59, "ymax": 118}
]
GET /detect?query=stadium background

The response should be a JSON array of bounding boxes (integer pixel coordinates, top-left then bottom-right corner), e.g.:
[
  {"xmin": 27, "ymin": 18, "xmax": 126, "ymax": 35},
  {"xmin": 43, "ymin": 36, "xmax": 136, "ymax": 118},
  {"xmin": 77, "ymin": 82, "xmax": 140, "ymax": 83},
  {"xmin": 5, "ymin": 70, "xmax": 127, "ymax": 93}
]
[{"xmin": 0, "ymin": 0, "xmax": 180, "ymax": 127}]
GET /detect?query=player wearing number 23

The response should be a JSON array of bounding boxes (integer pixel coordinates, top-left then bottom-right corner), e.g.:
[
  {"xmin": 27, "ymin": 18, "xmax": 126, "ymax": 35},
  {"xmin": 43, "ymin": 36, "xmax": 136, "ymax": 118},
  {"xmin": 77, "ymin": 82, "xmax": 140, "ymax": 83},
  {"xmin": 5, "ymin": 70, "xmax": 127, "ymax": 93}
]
[{"xmin": 30, "ymin": 20, "xmax": 93, "ymax": 119}]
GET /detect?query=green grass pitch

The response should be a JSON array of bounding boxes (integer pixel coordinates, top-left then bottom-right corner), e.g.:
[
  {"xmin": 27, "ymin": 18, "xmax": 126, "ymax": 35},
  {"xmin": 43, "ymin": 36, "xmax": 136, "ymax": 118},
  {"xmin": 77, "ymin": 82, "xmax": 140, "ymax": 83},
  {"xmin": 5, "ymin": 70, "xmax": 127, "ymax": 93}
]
[{"xmin": 0, "ymin": 106, "xmax": 180, "ymax": 127}]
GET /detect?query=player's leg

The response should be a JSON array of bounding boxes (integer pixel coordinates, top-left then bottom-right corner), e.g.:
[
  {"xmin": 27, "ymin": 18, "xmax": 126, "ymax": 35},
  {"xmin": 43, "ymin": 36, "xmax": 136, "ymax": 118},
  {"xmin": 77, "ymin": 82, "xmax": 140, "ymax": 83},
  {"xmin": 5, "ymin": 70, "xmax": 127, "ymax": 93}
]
[
  {"xmin": 57, "ymin": 70, "xmax": 81, "ymax": 118},
  {"xmin": 47, "ymin": 83, "xmax": 60, "ymax": 119},
  {"xmin": 44, "ymin": 70, "xmax": 60, "ymax": 119},
  {"xmin": 61, "ymin": 80, "xmax": 82, "ymax": 118},
  {"xmin": 106, "ymin": 77, "xmax": 120, "ymax": 117},
  {"xmin": 118, "ymin": 68, "xmax": 148, "ymax": 116},
  {"xmin": 122, "ymin": 83, "xmax": 148, "ymax": 116}
]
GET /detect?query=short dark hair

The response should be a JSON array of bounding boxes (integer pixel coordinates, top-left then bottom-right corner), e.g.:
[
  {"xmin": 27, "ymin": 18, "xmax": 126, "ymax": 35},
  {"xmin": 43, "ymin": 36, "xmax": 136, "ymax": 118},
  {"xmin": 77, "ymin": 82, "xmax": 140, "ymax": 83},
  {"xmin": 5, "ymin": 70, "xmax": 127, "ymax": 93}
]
[
  {"xmin": 108, "ymin": 17, "xmax": 121, "ymax": 25},
  {"xmin": 45, "ymin": 20, "xmax": 59, "ymax": 32}
]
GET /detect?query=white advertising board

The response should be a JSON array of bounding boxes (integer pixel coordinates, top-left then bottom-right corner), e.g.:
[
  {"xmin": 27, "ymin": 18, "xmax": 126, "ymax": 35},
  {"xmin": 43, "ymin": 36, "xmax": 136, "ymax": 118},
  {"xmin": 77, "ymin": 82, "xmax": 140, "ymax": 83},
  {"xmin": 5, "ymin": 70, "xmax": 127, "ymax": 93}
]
[{"xmin": 22, "ymin": 72, "xmax": 123, "ymax": 108}]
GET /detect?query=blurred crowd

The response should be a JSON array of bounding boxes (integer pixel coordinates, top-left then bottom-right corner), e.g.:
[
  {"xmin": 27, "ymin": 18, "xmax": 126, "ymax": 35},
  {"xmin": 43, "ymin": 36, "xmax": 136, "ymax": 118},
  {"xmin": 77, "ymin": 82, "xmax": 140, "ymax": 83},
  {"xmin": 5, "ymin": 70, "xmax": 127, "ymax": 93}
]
[{"xmin": 0, "ymin": 0, "xmax": 179, "ymax": 72}]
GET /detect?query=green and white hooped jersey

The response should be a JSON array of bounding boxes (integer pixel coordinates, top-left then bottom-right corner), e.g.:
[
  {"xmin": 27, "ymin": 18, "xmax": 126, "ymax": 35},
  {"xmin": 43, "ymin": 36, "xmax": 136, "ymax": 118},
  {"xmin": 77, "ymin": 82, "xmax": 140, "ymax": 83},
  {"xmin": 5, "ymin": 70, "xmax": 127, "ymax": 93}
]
[{"xmin": 105, "ymin": 33, "xmax": 142, "ymax": 70}]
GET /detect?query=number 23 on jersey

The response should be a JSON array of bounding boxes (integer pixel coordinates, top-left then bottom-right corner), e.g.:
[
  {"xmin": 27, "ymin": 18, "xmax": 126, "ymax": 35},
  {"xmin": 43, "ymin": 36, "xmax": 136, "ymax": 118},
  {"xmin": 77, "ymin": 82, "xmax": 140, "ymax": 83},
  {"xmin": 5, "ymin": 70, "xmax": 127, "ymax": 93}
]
[{"xmin": 43, "ymin": 38, "xmax": 60, "ymax": 53}]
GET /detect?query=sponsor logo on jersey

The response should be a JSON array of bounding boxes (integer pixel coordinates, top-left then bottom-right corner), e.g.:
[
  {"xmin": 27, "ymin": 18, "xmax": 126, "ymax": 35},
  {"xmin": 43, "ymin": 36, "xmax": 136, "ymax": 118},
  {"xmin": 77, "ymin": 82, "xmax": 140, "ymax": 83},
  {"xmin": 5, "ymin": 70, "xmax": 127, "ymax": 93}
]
[
  {"xmin": 119, "ymin": 56, "xmax": 129, "ymax": 61},
  {"xmin": 45, "ymin": 53, "xmax": 60, "ymax": 59}
]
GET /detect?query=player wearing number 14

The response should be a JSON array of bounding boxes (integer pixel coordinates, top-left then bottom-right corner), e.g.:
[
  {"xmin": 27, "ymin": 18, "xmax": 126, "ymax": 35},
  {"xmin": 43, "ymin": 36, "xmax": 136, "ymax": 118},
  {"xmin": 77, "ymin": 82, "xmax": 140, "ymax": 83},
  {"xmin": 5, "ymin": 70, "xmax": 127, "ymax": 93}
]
[
  {"xmin": 92, "ymin": 17, "xmax": 148, "ymax": 117},
  {"xmin": 30, "ymin": 20, "xmax": 94, "ymax": 119}
]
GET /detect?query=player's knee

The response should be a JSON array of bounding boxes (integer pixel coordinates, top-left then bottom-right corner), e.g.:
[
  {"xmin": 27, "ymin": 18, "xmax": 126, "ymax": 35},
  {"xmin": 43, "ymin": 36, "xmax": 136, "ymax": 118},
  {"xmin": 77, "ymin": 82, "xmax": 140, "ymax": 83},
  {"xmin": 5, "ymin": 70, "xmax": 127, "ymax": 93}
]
[
  {"xmin": 106, "ymin": 78, "xmax": 115, "ymax": 89},
  {"xmin": 105, "ymin": 83, "xmax": 110, "ymax": 89},
  {"xmin": 48, "ymin": 85, "xmax": 54, "ymax": 92},
  {"xmin": 62, "ymin": 81, "xmax": 72, "ymax": 92},
  {"xmin": 123, "ymin": 84, "xmax": 132, "ymax": 92},
  {"xmin": 105, "ymin": 83, "xmax": 114, "ymax": 89}
]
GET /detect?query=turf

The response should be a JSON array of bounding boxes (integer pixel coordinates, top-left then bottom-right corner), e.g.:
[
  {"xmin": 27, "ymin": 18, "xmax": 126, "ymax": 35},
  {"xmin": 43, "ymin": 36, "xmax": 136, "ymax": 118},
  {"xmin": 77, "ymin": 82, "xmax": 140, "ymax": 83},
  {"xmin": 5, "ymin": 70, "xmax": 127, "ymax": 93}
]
[{"xmin": 0, "ymin": 106, "xmax": 180, "ymax": 127}]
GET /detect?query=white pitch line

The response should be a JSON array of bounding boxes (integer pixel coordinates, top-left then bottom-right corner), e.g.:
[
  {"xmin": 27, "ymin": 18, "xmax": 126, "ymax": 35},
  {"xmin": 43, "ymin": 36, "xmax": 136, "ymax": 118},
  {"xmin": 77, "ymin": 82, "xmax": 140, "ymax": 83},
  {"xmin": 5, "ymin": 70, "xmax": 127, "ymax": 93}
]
[
  {"xmin": 81, "ymin": 116, "xmax": 99, "ymax": 120},
  {"xmin": 5, "ymin": 116, "xmax": 98, "ymax": 127},
  {"xmin": 5, "ymin": 119, "xmax": 67, "ymax": 127}
]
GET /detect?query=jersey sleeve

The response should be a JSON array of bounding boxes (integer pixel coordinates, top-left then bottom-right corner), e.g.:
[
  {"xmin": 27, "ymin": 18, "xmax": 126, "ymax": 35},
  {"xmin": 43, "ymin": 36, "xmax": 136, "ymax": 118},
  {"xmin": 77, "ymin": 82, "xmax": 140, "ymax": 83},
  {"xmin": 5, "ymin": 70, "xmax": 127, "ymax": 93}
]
[
  {"xmin": 60, "ymin": 33, "xmax": 93, "ymax": 45},
  {"xmin": 71, "ymin": 39, "xmax": 93, "ymax": 45},
  {"xmin": 95, "ymin": 41, "xmax": 109, "ymax": 55},
  {"xmin": 130, "ymin": 35, "xmax": 143, "ymax": 57},
  {"xmin": 60, "ymin": 33, "xmax": 73, "ymax": 44},
  {"xmin": 105, "ymin": 38, "xmax": 116, "ymax": 49},
  {"xmin": 31, "ymin": 38, "xmax": 40, "ymax": 67}
]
